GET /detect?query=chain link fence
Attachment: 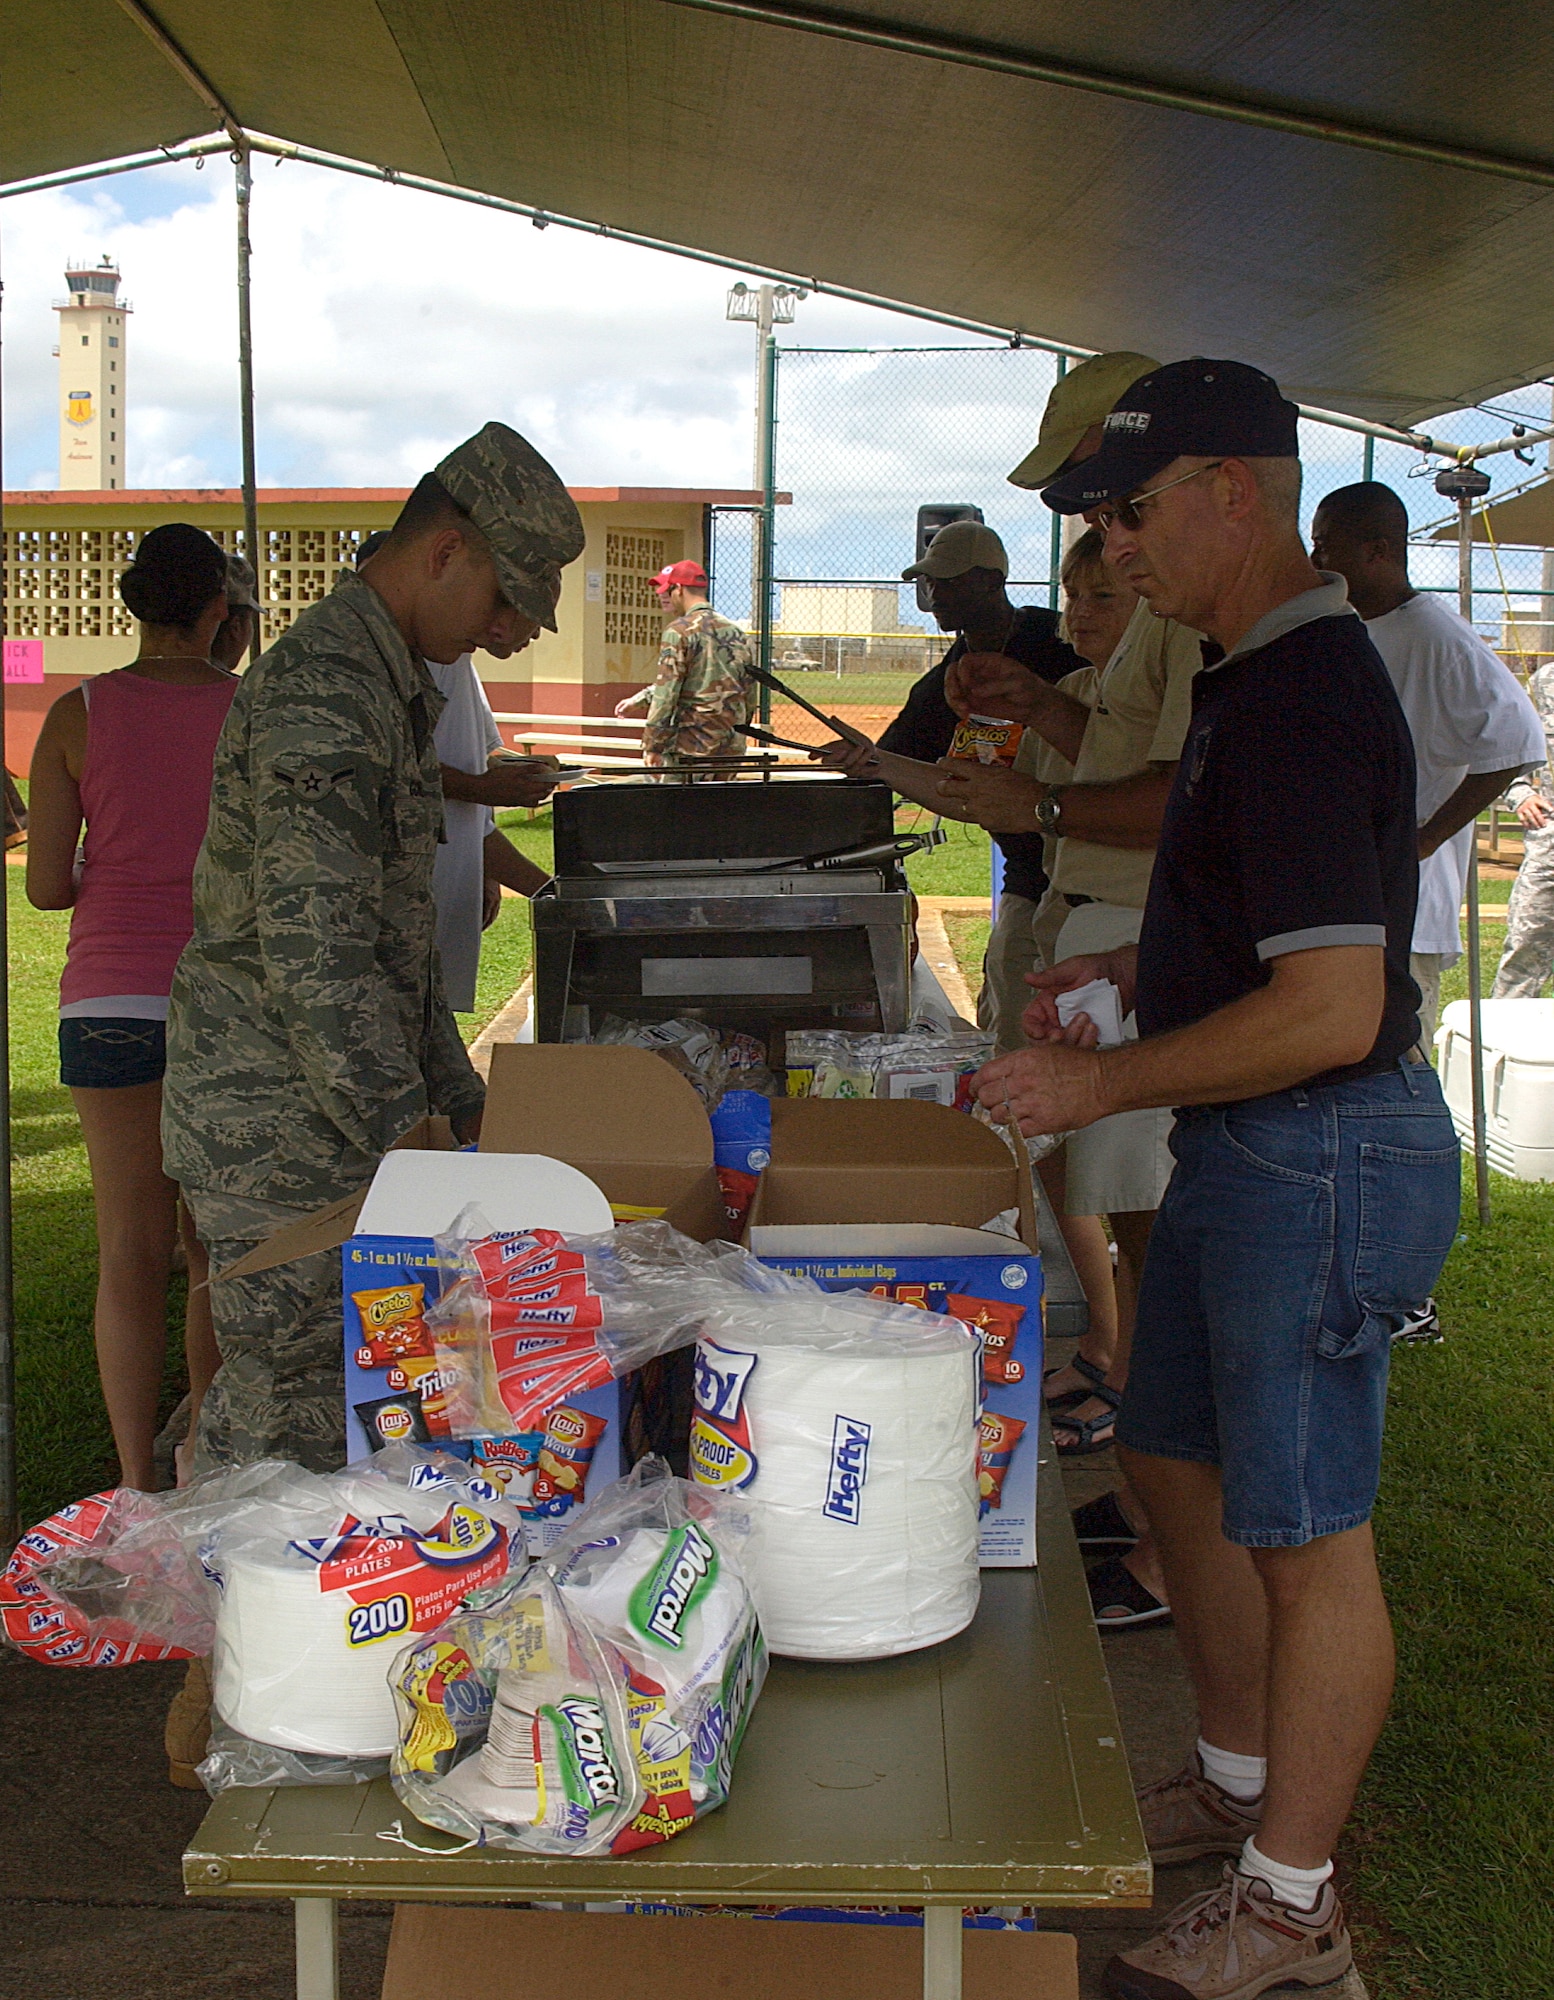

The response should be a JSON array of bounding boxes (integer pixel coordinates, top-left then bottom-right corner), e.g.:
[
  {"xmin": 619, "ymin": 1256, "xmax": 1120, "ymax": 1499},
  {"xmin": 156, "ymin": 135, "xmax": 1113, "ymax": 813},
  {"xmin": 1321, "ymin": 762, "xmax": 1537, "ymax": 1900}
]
[{"xmin": 746, "ymin": 343, "xmax": 1554, "ymax": 750}]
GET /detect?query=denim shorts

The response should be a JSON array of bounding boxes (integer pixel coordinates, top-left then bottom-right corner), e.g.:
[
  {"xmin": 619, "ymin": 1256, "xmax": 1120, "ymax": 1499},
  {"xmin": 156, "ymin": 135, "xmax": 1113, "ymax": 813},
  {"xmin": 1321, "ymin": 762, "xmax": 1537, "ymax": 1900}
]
[
  {"xmin": 59, "ymin": 1017, "xmax": 166, "ymax": 1089},
  {"xmin": 1116, "ymin": 1061, "xmax": 1460, "ymax": 1547}
]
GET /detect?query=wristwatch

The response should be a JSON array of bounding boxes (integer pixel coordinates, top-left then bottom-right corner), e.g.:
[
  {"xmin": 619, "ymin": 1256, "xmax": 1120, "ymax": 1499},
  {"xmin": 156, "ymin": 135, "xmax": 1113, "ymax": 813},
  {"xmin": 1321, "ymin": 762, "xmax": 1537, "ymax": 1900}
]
[{"xmin": 1035, "ymin": 787, "xmax": 1065, "ymax": 837}]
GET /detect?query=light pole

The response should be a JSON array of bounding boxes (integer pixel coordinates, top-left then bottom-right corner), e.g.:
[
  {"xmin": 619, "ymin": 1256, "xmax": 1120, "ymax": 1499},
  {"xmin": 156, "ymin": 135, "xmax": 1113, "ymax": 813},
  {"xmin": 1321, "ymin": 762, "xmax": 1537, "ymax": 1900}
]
[{"xmin": 727, "ymin": 283, "xmax": 804, "ymax": 717}]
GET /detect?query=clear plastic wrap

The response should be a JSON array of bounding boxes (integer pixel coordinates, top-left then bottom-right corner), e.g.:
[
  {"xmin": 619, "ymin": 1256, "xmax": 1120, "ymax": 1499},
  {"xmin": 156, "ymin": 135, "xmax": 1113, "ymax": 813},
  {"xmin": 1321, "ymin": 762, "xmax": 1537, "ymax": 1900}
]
[
  {"xmin": 688, "ymin": 1287, "xmax": 983, "ymax": 1662},
  {"xmin": 426, "ymin": 1213, "xmax": 844, "ymax": 1439},
  {"xmin": 590, "ymin": 1015, "xmax": 732, "ymax": 1108},
  {"xmin": 1, "ymin": 1449, "xmax": 525, "ymax": 1793},
  {"xmin": 784, "ymin": 1027, "xmax": 994, "ymax": 1107},
  {"xmin": 389, "ymin": 1458, "xmax": 764, "ymax": 1854}
]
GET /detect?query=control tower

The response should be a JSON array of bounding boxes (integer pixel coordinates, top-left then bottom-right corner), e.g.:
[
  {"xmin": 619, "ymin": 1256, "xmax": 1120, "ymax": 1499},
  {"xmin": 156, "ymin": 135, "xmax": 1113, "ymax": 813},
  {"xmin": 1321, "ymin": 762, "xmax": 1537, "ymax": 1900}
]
[{"xmin": 56, "ymin": 255, "xmax": 130, "ymax": 489}]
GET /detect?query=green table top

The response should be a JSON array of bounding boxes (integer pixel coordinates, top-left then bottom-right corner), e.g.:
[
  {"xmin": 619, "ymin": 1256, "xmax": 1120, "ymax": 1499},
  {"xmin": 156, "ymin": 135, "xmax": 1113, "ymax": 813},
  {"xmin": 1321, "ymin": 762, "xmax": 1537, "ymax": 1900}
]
[{"xmin": 185, "ymin": 1425, "xmax": 1149, "ymax": 1909}]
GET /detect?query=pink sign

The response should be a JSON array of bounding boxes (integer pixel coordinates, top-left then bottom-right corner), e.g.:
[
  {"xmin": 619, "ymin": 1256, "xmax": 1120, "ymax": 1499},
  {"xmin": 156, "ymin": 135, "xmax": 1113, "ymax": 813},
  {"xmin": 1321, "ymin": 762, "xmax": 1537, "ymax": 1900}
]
[{"xmin": 3, "ymin": 641, "xmax": 44, "ymax": 685}]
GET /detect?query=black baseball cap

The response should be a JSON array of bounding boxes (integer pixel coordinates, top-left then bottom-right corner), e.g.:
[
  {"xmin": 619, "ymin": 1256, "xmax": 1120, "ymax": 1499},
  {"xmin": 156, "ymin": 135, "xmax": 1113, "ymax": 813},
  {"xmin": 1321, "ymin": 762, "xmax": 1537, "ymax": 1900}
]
[{"xmin": 1042, "ymin": 359, "xmax": 1301, "ymax": 516}]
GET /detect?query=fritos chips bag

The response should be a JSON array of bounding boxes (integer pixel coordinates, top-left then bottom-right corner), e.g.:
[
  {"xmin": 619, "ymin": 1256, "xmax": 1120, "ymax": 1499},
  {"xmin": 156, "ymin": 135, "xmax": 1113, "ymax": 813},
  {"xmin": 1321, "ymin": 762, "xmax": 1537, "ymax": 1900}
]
[
  {"xmin": 946, "ymin": 1294, "xmax": 1026, "ymax": 1385},
  {"xmin": 383, "ymin": 1354, "xmax": 459, "ymax": 1439}
]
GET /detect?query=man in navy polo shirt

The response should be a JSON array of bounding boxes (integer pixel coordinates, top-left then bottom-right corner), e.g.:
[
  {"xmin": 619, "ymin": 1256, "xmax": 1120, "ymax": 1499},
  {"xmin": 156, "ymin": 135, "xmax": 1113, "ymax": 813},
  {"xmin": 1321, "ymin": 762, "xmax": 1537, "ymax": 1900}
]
[{"xmin": 974, "ymin": 360, "xmax": 1460, "ymax": 2000}]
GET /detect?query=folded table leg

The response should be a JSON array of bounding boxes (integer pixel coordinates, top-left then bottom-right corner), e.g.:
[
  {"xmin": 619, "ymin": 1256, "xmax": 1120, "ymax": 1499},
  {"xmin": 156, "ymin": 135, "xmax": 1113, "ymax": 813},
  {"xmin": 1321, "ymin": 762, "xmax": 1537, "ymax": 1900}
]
[
  {"xmin": 294, "ymin": 1897, "xmax": 339, "ymax": 2000},
  {"xmin": 922, "ymin": 1905, "xmax": 963, "ymax": 2000}
]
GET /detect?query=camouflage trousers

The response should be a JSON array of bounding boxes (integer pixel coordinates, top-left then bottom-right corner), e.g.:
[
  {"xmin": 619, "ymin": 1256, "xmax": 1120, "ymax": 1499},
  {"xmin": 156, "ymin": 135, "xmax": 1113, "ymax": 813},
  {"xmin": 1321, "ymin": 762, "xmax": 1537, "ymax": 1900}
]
[
  {"xmin": 1493, "ymin": 823, "xmax": 1554, "ymax": 999},
  {"xmin": 186, "ymin": 1192, "xmax": 347, "ymax": 1474}
]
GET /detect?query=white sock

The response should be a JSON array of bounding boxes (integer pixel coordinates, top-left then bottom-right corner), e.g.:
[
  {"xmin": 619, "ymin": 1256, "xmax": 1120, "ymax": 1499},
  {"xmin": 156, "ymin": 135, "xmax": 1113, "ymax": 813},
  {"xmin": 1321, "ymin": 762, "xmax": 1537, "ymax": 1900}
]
[
  {"xmin": 1197, "ymin": 1737, "xmax": 1266, "ymax": 1803},
  {"xmin": 1240, "ymin": 1837, "xmax": 1333, "ymax": 1911}
]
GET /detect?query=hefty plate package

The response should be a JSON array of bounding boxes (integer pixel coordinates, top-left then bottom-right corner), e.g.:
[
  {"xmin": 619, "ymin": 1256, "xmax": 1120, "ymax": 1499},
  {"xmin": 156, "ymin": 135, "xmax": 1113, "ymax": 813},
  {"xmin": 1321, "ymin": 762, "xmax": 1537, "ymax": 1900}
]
[{"xmin": 748, "ymin": 1223, "xmax": 1042, "ymax": 1567}]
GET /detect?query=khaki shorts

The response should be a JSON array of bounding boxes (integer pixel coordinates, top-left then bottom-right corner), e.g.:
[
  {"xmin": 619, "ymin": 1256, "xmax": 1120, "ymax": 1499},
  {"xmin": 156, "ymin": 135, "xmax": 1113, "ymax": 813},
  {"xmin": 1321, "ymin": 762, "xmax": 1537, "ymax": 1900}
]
[
  {"xmin": 1054, "ymin": 900, "xmax": 1175, "ymax": 1217},
  {"xmin": 978, "ymin": 891, "xmax": 1042, "ymax": 1052}
]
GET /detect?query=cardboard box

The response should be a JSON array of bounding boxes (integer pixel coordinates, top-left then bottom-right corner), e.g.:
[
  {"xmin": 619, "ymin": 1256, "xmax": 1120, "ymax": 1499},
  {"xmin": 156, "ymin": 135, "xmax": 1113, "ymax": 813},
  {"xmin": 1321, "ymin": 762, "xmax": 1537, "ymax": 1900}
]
[
  {"xmin": 747, "ymin": 1098, "xmax": 1038, "ymax": 1245},
  {"xmin": 218, "ymin": 1049, "xmax": 730, "ymax": 1550},
  {"xmin": 218, "ymin": 1046, "xmax": 729, "ymax": 1284},
  {"xmin": 381, "ymin": 1905, "xmax": 1079, "ymax": 2000},
  {"xmin": 745, "ymin": 1100, "xmax": 1042, "ymax": 1567}
]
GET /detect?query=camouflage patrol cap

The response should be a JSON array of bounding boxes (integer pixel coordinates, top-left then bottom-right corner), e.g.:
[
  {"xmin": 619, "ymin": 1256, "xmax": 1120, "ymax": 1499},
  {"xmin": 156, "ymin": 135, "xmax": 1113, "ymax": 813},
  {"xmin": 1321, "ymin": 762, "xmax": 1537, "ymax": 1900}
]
[
  {"xmin": 433, "ymin": 422, "xmax": 584, "ymax": 632},
  {"xmin": 223, "ymin": 552, "xmax": 268, "ymax": 612}
]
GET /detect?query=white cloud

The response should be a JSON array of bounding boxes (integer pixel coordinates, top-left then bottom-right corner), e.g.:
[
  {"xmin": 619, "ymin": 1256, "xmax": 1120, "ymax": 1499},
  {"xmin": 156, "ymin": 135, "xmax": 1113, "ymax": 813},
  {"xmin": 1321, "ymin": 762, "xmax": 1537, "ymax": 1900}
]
[{"xmin": 0, "ymin": 154, "xmax": 940, "ymax": 495}]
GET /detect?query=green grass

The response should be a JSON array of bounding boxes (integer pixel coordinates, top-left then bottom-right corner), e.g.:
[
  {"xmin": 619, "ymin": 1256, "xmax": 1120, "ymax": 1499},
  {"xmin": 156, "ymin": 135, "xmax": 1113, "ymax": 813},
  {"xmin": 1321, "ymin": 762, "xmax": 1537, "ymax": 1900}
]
[
  {"xmin": 5, "ymin": 820, "xmax": 547, "ymax": 1526},
  {"xmin": 943, "ymin": 912, "xmax": 992, "ymax": 994},
  {"xmin": 899, "ymin": 808, "xmax": 994, "ymax": 898},
  {"xmin": 1350, "ymin": 1164, "xmax": 1554, "ymax": 1997},
  {"xmin": 6, "ymin": 871, "xmax": 149, "ymax": 1520}
]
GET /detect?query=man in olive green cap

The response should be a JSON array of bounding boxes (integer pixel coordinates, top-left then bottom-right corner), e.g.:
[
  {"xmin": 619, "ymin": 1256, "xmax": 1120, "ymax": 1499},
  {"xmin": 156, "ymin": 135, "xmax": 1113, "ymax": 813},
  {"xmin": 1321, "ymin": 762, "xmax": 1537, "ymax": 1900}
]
[{"xmin": 164, "ymin": 421, "xmax": 583, "ymax": 1484}]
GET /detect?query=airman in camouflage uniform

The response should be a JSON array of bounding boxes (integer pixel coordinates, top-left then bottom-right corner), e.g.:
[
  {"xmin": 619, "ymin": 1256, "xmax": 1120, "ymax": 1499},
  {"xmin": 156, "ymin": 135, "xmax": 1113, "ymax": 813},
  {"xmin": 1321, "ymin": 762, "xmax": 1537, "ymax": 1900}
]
[
  {"xmin": 641, "ymin": 602, "xmax": 756, "ymax": 767},
  {"xmin": 164, "ymin": 423, "xmax": 584, "ymax": 1471},
  {"xmin": 1493, "ymin": 658, "xmax": 1554, "ymax": 998}
]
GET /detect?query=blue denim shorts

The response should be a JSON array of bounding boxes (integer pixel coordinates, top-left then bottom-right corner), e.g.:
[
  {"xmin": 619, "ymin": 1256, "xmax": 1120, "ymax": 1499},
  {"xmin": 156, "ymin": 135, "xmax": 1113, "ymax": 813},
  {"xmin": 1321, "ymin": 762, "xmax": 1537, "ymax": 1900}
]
[
  {"xmin": 59, "ymin": 1017, "xmax": 166, "ymax": 1089},
  {"xmin": 1116, "ymin": 1061, "xmax": 1460, "ymax": 1547}
]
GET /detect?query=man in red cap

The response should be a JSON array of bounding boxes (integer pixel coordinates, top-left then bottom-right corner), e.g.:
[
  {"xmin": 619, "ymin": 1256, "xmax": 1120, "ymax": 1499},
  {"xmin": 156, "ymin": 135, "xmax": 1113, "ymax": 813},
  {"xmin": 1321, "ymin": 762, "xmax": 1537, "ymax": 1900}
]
[{"xmin": 615, "ymin": 559, "xmax": 755, "ymax": 771}]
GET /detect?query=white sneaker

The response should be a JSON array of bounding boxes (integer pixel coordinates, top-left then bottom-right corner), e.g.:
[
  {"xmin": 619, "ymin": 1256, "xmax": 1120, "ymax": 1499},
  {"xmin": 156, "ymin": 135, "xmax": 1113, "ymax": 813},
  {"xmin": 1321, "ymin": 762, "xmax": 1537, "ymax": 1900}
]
[{"xmin": 1392, "ymin": 1298, "xmax": 1442, "ymax": 1345}]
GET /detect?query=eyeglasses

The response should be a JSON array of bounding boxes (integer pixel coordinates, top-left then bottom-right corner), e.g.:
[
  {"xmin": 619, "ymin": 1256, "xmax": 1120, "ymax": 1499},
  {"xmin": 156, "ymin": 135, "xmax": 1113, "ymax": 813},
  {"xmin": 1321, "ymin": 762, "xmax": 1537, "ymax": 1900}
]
[{"xmin": 1093, "ymin": 461, "xmax": 1225, "ymax": 533}]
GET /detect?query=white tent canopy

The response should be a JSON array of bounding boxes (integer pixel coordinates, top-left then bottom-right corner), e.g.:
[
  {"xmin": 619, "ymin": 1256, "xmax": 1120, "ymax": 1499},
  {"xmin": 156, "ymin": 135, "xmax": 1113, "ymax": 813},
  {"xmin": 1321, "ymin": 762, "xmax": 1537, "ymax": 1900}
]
[{"xmin": 9, "ymin": 0, "xmax": 1554, "ymax": 425}]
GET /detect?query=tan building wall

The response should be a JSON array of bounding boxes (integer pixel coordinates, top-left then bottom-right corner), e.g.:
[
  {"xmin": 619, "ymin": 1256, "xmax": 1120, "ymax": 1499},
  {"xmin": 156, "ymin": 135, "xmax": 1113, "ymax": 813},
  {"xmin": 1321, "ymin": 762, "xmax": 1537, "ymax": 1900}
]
[{"xmin": 1, "ymin": 484, "xmax": 765, "ymax": 767}]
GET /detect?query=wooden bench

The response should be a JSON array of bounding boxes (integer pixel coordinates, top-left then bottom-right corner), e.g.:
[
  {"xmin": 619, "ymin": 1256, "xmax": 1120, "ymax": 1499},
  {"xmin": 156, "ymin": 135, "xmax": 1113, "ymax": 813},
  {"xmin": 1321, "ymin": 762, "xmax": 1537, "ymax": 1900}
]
[{"xmin": 184, "ymin": 1425, "xmax": 1147, "ymax": 1998}]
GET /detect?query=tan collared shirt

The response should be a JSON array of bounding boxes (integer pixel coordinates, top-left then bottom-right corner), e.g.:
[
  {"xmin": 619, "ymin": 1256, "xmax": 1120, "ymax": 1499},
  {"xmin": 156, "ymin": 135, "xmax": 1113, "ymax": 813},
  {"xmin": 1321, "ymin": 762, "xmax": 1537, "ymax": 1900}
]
[{"xmin": 1014, "ymin": 599, "xmax": 1203, "ymax": 908}]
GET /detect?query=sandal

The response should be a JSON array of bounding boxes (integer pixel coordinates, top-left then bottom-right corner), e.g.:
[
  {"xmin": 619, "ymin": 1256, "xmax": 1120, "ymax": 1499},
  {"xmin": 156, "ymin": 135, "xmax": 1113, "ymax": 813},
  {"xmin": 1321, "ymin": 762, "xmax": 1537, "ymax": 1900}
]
[
  {"xmin": 1087, "ymin": 1554, "xmax": 1172, "ymax": 1628},
  {"xmin": 1071, "ymin": 1489, "xmax": 1139, "ymax": 1547},
  {"xmin": 1043, "ymin": 1351, "xmax": 1108, "ymax": 1410},
  {"xmin": 1051, "ymin": 1384, "xmax": 1121, "ymax": 1456}
]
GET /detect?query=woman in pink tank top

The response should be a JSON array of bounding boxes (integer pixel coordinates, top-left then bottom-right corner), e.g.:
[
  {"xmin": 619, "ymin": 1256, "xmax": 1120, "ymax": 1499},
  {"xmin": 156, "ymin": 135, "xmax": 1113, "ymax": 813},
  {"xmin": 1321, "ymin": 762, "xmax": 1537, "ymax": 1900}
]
[{"xmin": 27, "ymin": 524, "xmax": 248, "ymax": 1491}]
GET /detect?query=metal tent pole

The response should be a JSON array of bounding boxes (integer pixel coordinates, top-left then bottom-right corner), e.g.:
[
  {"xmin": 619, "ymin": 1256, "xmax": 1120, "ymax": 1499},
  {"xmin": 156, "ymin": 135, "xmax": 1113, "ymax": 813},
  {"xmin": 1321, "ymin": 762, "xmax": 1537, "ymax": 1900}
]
[
  {"xmin": 0, "ymin": 227, "xmax": 16, "ymax": 1551},
  {"xmin": 755, "ymin": 325, "xmax": 778, "ymax": 727},
  {"xmin": 1047, "ymin": 354, "xmax": 1067, "ymax": 609},
  {"xmin": 1436, "ymin": 460, "xmax": 1493, "ymax": 1225},
  {"xmin": 234, "ymin": 144, "xmax": 261, "ymax": 658}
]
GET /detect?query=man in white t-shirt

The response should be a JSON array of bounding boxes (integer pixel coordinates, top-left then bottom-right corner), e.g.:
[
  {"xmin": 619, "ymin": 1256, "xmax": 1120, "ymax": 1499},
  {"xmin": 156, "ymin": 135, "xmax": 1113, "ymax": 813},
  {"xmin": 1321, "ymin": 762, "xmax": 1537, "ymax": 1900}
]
[{"xmin": 1311, "ymin": 482, "xmax": 1544, "ymax": 1042}]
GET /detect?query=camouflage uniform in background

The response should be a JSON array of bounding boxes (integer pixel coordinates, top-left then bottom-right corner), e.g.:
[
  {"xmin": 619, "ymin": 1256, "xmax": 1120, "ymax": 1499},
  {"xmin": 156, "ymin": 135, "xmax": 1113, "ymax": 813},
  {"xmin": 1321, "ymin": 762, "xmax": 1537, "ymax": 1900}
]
[
  {"xmin": 641, "ymin": 604, "xmax": 756, "ymax": 767},
  {"xmin": 164, "ymin": 423, "xmax": 584, "ymax": 1472},
  {"xmin": 1493, "ymin": 659, "xmax": 1554, "ymax": 999}
]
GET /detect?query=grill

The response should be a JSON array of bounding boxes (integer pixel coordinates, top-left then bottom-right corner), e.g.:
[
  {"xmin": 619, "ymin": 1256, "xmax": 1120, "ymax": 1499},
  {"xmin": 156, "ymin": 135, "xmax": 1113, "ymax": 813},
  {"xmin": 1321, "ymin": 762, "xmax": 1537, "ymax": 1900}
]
[{"xmin": 531, "ymin": 778, "xmax": 929, "ymax": 1046}]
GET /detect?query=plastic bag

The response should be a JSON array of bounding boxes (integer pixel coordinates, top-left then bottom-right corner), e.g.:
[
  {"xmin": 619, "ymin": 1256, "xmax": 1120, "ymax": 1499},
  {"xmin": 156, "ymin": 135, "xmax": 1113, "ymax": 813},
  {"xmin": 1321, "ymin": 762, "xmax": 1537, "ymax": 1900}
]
[
  {"xmin": 784, "ymin": 1027, "xmax": 994, "ymax": 1107},
  {"xmin": 709, "ymin": 1089, "xmax": 772, "ymax": 1231},
  {"xmin": 688, "ymin": 1281, "xmax": 983, "ymax": 1662},
  {"xmin": 388, "ymin": 1458, "xmax": 763, "ymax": 1854},
  {"xmin": 590, "ymin": 1015, "xmax": 731, "ymax": 1109},
  {"xmin": 546, "ymin": 1458, "xmax": 765, "ymax": 1846},
  {"xmin": 2, "ymin": 1449, "xmax": 525, "ymax": 1792},
  {"xmin": 389, "ymin": 1565, "xmax": 642, "ymax": 1853},
  {"xmin": 426, "ymin": 1214, "xmax": 814, "ymax": 1439}
]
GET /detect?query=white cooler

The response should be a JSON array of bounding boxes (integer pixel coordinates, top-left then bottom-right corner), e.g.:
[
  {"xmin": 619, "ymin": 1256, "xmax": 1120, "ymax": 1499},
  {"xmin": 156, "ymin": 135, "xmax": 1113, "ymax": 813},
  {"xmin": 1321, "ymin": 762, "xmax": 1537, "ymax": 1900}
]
[{"xmin": 1436, "ymin": 998, "xmax": 1554, "ymax": 1181}]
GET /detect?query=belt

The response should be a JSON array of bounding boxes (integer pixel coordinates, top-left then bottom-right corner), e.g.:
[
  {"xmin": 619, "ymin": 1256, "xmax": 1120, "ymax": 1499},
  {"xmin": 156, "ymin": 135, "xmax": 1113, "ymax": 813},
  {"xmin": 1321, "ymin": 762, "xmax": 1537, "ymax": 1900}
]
[{"xmin": 1061, "ymin": 893, "xmax": 1096, "ymax": 908}]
